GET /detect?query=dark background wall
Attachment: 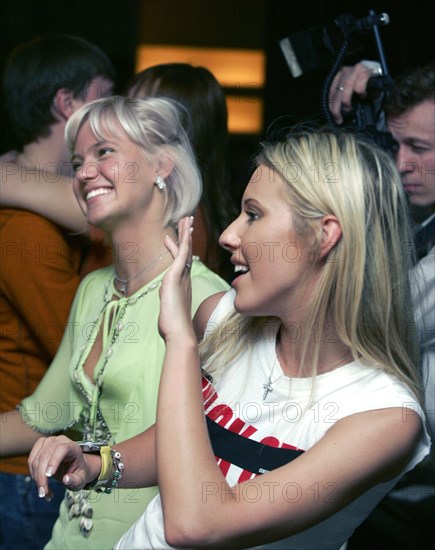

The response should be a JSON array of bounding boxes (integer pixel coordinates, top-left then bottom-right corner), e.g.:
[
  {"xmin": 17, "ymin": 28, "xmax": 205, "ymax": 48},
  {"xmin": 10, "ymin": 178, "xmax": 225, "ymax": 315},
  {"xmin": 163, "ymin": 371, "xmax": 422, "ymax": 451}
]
[
  {"xmin": 264, "ymin": 0, "xmax": 434, "ymax": 134},
  {"xmin": 0, "ymin": 0, "xmax": 140, "ymax": 154},
  {"xmin": 1, "ymin": 0, "xmax": 433, "ymax": 196}
]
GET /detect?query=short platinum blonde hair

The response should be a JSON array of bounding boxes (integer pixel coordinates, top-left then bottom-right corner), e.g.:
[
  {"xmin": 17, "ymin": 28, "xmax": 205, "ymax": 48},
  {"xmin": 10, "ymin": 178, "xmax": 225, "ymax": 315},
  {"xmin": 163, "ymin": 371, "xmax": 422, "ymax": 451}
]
[
  {"xmin": 65, "ymin": 95, "xmax": 202, "ymax": 227},
  {"xmin": 201, "ymin": 128, "xmax": 422, "ymax": 403}
]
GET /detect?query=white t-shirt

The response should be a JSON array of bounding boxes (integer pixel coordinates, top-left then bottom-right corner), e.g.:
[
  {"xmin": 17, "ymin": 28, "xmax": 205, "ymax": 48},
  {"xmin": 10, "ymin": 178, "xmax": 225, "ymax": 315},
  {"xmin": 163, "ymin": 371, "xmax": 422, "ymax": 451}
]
[
  {"xmin": 115, "ymin": 290, "xmax": 430, "ymax": 550},
  {"xmin": 411, "ymin": 243, "xmax": 435, "ymax": 437}
]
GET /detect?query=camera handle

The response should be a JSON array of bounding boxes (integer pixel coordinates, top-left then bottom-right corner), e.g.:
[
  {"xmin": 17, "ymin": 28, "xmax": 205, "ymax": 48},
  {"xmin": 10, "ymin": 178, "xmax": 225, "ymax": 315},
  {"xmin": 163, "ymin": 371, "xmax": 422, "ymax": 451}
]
[
  {"xmin": 321, "ymin": 10, "xmax": 391, "ymax": 127},
  {"xmin": 370, "ymin": 9, "xmax": 390, "ymax": 77}
]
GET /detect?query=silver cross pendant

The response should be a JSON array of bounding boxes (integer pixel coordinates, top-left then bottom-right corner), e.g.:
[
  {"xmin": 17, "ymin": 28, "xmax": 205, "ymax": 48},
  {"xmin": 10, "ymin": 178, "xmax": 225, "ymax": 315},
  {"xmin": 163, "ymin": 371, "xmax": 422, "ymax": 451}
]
[{"xmin": 263, "ymin": 375, "xmax": 273, "ymax": 401}]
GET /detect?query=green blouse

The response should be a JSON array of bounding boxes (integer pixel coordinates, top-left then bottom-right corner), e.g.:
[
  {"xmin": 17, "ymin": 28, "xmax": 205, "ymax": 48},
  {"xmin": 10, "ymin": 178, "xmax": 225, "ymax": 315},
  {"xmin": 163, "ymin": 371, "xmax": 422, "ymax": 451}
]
[{"xmin": 20, "ymin": 258, "xmax": 229, "ymax": 549}]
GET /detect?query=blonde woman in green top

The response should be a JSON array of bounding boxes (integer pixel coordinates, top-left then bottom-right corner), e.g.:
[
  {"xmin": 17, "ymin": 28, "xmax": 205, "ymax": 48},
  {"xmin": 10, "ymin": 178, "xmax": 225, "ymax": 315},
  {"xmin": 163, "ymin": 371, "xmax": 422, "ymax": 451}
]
[{"xmin": 0, "ymin": 96, "xmax": 229, "ymax": 549}]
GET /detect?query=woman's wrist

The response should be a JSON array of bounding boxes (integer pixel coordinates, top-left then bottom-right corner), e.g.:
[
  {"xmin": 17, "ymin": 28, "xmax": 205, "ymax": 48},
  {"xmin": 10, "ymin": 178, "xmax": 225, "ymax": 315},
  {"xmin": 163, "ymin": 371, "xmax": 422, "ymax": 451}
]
[
  {"xmin": 164, "ymin": 329, "xmax": 197, "ymax": 348},
  {"xmin": 83, "ymin": 453, "xmax": 103, "ymax": 487},
  {"xmin": 81, "ymin": 446, "xmax": 125, "ymax": 493}
]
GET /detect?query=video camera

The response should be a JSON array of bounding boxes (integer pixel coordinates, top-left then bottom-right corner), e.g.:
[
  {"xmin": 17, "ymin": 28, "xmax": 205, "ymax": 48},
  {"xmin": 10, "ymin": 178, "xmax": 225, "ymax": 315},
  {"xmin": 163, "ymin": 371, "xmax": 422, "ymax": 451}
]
[{"xmin": 279, "ymin": 10, "xmax": 396, "ymax": 151}]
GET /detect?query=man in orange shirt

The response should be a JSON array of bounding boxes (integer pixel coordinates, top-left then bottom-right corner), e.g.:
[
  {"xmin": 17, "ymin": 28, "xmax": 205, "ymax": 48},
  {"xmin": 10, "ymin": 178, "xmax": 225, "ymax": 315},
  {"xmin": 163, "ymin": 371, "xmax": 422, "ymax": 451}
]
[{"xmin": 0, "ymin": 34, "xmax": 114, "ymax": 549}]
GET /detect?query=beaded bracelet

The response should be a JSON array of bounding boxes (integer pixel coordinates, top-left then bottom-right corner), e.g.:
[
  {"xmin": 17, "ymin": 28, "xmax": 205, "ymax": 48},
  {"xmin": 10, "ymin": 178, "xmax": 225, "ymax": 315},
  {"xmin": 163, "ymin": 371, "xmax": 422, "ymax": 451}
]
[{"xmin": 102, "ymin": 449, "xmax": 124, "ymax": 494}]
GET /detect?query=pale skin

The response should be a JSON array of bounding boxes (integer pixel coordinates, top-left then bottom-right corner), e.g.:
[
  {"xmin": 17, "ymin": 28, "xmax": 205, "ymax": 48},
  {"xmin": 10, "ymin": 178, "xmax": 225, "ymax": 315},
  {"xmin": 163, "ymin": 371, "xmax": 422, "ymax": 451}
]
[{"xmin": 26, "ymin": 169, "xmax": 422, "ymax": 548}]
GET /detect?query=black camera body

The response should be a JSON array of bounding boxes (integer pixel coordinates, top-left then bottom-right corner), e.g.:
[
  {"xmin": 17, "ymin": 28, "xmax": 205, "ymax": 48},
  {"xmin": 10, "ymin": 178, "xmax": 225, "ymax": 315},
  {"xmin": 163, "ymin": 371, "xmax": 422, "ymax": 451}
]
[{"xmin": 280, "ymin": 11, "xmax": 396, "ymax": 151}]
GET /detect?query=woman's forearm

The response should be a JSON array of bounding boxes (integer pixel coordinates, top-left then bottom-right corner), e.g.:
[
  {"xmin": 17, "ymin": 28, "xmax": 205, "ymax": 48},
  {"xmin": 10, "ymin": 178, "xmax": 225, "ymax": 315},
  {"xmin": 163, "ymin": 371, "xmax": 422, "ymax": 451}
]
[
  {"xmin": 28, "ymin": 426, "xmax": 158, "ymax": 497},
  {"xmin": 110, "ymin": 426, "xmax": 158, "ymax": 489},
  {"xmin": 156, "ymin": 337, "xmax": 229, "ymax": 536}
]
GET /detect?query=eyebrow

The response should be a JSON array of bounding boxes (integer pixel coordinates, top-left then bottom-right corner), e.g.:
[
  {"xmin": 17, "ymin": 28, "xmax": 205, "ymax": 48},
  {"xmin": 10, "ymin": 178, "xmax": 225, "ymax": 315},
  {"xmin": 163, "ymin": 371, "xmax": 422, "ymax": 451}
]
[
  {"xmin": 71, "ymin": 139, "xmax": 114, "ymax": 161},
  {"xmin": 241, "ymin": 198, "xmax": 263, "ymax": 212},
  {"xmin": 402, "ymin": 136, "xmax": 433, "ymax": 146},
  {"xmin": 243, "ymin": 198, "xmax": 260, "ymax": 207}
]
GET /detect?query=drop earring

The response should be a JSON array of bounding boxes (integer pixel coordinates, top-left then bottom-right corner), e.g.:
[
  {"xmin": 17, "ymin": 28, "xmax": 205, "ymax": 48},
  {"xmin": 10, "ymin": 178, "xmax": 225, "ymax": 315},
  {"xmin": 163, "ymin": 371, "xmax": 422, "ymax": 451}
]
[{"xmin": 155, "ymin": 175, "xmax": 166, "ymax": 190}]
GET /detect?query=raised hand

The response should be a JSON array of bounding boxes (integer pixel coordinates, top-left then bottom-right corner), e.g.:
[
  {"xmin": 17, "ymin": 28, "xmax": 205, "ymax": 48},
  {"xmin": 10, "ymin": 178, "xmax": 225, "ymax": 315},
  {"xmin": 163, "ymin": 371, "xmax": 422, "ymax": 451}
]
[
  {"xmin": 328, "ymin": 62, "xmax": 375, "ymax": 124},
  {"xmin": 158, "ymin": 216, "xmax": 195, "ymax": 343}
]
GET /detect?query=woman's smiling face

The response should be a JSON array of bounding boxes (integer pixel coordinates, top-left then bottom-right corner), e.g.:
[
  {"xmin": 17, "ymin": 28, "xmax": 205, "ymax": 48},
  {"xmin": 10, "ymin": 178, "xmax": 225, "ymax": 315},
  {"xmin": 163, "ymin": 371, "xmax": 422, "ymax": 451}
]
[
  {"xmin": 71, "ymin": 120, "xmax": 158, "ymax": 231},
  {"xmin": 219, "ymin": 165, "xmax": 320, "ymax": 319}
]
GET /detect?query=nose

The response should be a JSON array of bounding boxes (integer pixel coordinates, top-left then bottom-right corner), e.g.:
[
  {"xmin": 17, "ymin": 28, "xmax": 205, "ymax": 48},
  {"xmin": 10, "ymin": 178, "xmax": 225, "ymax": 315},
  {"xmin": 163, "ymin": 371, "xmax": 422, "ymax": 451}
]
[
  {"xmin": 76, "ymin": 161, "xmax": 101, "ymax": 183},
  {"xmin": 219, "ymin": 216, "xmax": 241, "ymax": 252},
  {"xmin": 396, "ymin": 145, "xmax": 417, "ymax": 176}
]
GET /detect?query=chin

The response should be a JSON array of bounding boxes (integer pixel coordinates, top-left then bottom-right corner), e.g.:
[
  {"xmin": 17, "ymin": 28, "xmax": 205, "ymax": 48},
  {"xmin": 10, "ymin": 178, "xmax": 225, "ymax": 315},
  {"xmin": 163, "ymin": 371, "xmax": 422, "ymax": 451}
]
[
  {"xmin": 233, "ymin": 294, "xmax": 252, "ymax": 316},
  {"xmin": 409, "ymin": 196, "xmax": 434, "ymax": 208},
  {"xmin": 86, "ymin": 209, "xmax": 111, "ymax": 228},
  {"xmin": 233, "ymin": 295, "xmax": 270, "ymax": 318},
  {"xmin": 86, "ymin": 215, "xmax": 103, "ymax": 227}
]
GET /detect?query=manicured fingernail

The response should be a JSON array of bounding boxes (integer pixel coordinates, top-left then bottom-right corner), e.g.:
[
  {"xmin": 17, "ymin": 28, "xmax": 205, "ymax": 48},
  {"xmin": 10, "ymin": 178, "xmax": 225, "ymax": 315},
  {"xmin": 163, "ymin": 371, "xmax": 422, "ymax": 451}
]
[
  {"xmin": 46, "ymin": 466, "xmax": 53, "ymax": 477},
  {"xmin": 38, "ymin": 487, "xmax": 45, "ymax": 498},
  {"xmin": 64, "ymin": 475, "xmax": 72, "ymax": 486},
  {"xmin": 189, "ymin": 216, "xmax": 194, "ymax": 226}
]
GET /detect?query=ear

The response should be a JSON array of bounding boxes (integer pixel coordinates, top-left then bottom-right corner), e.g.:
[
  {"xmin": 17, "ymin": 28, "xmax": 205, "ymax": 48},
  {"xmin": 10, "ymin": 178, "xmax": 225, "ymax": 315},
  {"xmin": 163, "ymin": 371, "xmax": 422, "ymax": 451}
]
[
  {"xmin": 156, "ymin": 154, "xmax": 174, "ymax": 180},
  {"xmin": 319, "ymin": 215, "xmax": 342, "ymax": 260},
  {"xmin": 52, "ymin": 88, "xmax": 77, "ymax": 121}
]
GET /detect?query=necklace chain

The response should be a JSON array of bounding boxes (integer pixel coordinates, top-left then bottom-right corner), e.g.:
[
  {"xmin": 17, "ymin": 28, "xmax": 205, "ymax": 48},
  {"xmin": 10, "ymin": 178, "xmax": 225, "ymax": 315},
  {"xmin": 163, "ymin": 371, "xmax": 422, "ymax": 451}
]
[
  {"xmin": 263, "ymin": 327, "xmax": 282, "ymax": 401},
  {"xmin": 263, "ymin": 344, "xmax": 353, "ymax": 401},
  {"xmin": 114, "ymin": 249, "xmax": 169, "ymax": 296},
  {"xmin": 262, "ymin": 357, "xmax": 280, "ymax": 401}
]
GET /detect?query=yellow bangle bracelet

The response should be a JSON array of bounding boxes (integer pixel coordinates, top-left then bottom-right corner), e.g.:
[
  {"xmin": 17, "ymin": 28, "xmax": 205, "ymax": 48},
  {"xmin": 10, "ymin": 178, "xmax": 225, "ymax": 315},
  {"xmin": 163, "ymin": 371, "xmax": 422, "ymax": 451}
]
[{"xmin": 98, "ymin": 445, "xmax": 112, "ymax": 482}]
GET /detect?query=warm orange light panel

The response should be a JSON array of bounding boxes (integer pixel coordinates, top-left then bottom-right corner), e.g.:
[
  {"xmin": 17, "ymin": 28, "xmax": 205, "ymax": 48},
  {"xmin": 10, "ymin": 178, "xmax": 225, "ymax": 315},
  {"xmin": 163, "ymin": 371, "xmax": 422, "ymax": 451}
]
[
  {"xmin": 135, "ymin": 45, "xmax": 265, "ymax": 89},
  {"xmin": 226, "ymin": 95, "xmax": 263, "ymax": 134},
  {"xmin": 135, "ymin": 45, "xmax": 265, "ymax": 133}
]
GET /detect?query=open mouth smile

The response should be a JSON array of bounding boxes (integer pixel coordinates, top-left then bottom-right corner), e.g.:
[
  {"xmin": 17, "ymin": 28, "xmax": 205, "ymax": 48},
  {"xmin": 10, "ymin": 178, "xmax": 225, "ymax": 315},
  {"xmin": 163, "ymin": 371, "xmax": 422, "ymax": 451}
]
[{"xmin": 86, "ymin": 188, "xmax": 113, "ymax": 201}]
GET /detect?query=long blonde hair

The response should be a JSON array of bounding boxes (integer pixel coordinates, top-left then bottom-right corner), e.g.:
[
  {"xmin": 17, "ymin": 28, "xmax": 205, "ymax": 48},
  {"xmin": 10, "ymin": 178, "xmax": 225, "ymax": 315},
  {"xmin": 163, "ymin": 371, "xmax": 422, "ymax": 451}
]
[{"xmin": 200, "ymin": 129, "xmax": 422, "ymax": 402}]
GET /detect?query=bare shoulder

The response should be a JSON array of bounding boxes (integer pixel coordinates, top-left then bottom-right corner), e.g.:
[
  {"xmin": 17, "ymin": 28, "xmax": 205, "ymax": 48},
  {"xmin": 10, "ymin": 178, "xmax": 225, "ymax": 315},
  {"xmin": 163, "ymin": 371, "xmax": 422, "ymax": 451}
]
[
  {"xmin": 320, "ymin": 407, "xmax": 423, "ymax": 483},
  {"xmin": 193, "ymin": 291, "xmax": 228, "ymax": 340},
  {"xmin": 332, "ymin": 406, "xmax": 422, "ymax": 443}
]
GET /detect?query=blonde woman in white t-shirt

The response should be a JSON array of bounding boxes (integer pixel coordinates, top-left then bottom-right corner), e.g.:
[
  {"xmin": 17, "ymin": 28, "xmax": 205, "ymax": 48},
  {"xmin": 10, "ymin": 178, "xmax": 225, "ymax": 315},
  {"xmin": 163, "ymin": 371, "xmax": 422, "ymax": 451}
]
[{"xmin": 28, "ymin": 129, "xmax": 430, "ymax": 550}]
